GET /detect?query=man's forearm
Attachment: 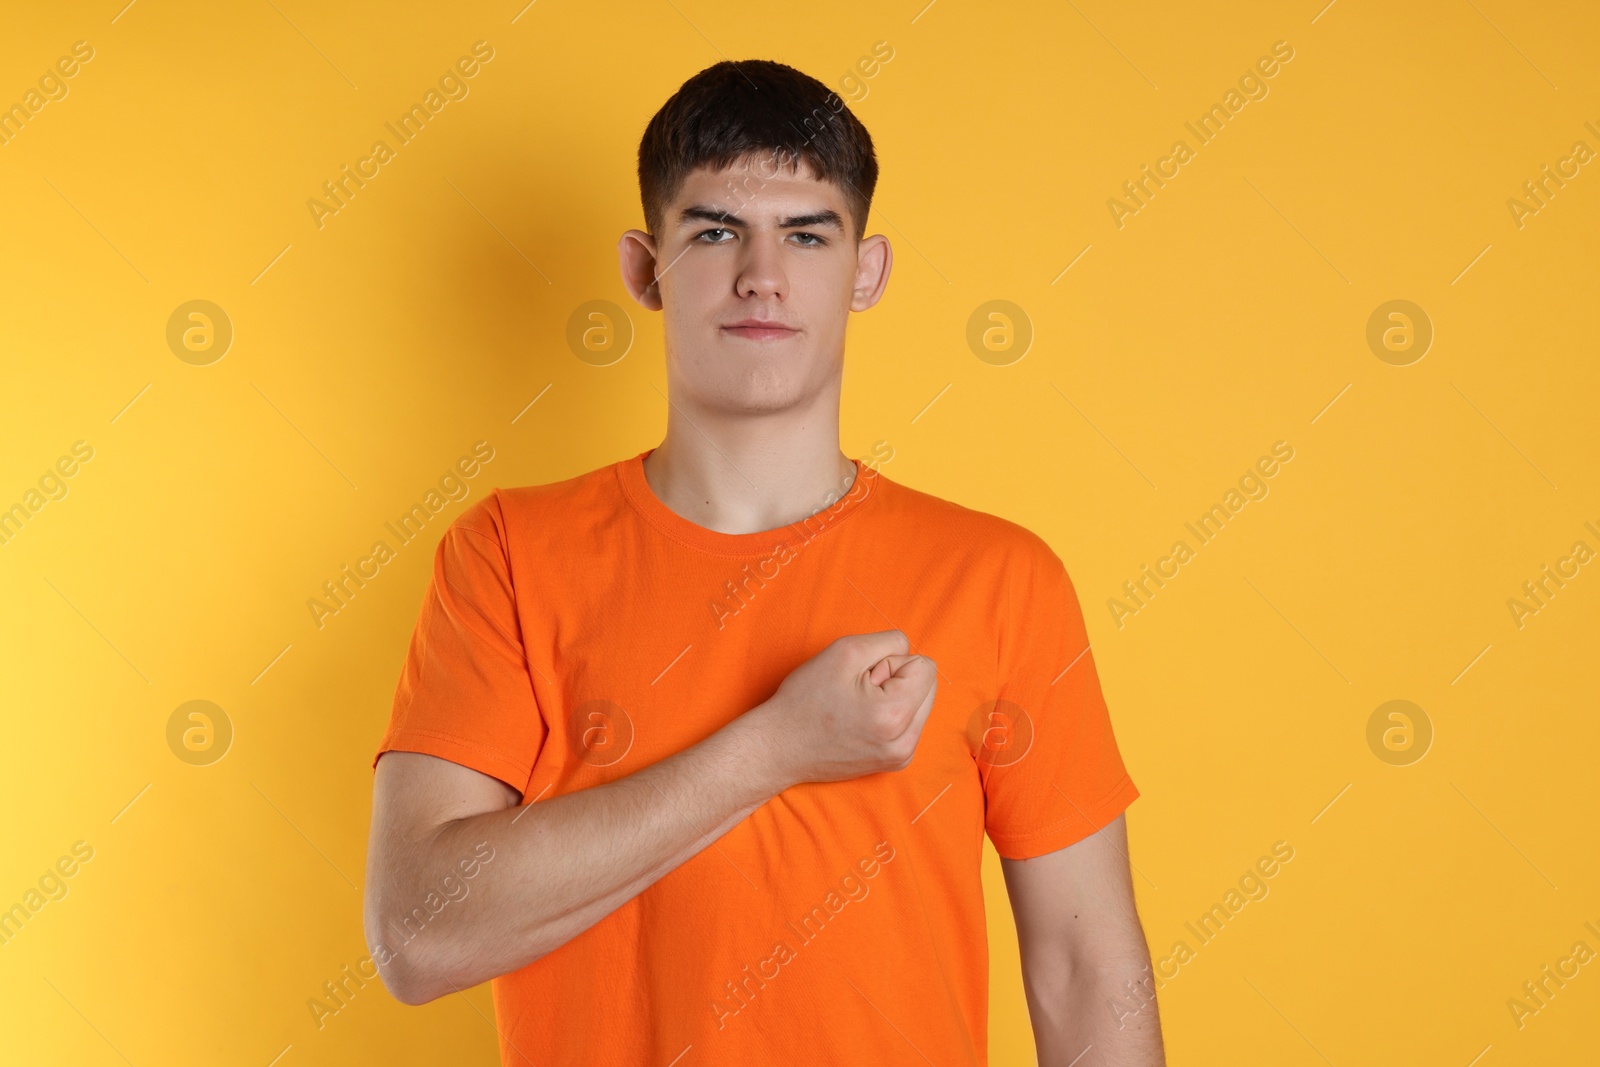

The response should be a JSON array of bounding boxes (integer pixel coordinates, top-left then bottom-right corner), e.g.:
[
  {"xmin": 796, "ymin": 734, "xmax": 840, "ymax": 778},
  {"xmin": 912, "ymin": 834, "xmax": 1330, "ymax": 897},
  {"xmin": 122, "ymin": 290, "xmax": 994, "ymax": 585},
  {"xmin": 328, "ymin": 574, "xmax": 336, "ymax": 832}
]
[
  {"xmin": 370, "ymin": 708, "xmax": 788, "ymax": 1003},
  {"xmin": 1027, "ymin": 951, "xmax": 1166, "ymax": 1066}
]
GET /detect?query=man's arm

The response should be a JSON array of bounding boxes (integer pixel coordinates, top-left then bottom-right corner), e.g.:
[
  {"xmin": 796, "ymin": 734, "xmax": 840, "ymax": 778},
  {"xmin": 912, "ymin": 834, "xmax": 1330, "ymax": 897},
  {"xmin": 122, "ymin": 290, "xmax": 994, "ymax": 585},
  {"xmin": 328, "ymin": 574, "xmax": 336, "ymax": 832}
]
[
  {"xmin": 367, "ymin": 723, "xmax": 774, "ymax": 1005},
  {"xmin": 364, "ymin": 633, "xmax": 938, "ymax": 1005},
  {"xmin": 1000, "ymin": 814, "xmax": 1166, "ymax": 1066}
]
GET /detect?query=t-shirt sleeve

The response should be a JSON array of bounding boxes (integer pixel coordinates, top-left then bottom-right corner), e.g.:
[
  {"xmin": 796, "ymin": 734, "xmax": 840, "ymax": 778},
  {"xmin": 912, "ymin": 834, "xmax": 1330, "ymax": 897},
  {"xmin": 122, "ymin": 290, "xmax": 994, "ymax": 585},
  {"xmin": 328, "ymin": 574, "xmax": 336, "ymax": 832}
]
[
  {"xmin": 979, "ymin": 534, "xmax": 1139, "ymax": 860},
  {"xmin": 372, "ymin": 491, "xmax": 546, "ymax": 796}
]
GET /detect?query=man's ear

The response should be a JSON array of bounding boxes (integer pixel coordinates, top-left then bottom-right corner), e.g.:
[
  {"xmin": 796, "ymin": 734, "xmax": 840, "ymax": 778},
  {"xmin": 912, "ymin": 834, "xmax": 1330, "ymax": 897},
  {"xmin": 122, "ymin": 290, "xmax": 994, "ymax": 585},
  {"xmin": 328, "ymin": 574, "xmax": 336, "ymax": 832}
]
[
  {"xmin": 618, "ymin": 229, "xmax": 663, "ymax": 311},
  {"xmin": 850, "ymin": 233, "xmax": 892, "ymax": 312}
]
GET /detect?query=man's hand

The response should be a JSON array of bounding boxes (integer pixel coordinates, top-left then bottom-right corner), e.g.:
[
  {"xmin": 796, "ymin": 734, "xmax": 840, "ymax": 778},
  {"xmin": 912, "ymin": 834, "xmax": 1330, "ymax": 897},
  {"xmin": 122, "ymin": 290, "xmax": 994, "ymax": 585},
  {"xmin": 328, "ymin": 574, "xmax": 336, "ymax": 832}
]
[{"xmin": 748, "ymin": 629, "xmax": 938, "ymax": 788}]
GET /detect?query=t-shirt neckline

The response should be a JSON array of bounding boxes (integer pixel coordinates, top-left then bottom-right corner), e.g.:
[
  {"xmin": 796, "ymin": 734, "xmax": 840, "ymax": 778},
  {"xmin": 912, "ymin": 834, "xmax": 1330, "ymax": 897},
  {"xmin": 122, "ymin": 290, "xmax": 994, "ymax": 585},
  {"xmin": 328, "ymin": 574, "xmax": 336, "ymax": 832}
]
[{"xmin": 616, "ymin": 448, "xmax": 881, "ymax": 557}]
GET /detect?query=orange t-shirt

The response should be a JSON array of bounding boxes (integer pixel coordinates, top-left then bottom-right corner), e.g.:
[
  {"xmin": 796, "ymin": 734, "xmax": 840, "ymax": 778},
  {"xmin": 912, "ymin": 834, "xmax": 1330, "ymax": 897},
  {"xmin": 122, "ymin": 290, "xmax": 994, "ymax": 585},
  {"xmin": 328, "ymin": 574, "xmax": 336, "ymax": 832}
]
[{"xmin": 373, "ymin": 448, "xmax": 1139, "ymax": 1065}]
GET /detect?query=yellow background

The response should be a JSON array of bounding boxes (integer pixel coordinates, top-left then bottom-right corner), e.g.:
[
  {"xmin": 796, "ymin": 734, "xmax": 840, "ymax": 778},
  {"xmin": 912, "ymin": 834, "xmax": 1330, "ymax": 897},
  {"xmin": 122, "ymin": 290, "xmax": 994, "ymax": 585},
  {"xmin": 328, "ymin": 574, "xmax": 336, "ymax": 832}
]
[{"xmin": 2, "ymin": 0, "xmax": 1596, "ymax": 1063}]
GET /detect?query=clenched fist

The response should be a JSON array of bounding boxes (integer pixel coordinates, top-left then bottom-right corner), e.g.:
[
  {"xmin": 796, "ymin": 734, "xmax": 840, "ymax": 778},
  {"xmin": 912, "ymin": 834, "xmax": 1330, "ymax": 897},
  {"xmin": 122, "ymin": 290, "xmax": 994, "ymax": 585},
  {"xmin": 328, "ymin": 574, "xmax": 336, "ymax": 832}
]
[{"xmin": 750, "ymin": 630, "xmax": 938, "ymax": 790}]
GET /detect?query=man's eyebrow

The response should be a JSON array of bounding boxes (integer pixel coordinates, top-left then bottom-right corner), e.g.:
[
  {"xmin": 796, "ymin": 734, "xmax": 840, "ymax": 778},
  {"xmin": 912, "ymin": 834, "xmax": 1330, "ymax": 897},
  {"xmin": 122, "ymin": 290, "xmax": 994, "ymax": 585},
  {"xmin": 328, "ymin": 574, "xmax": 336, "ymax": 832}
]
[{"xmin": 678, "ymin": 205, "xmax": 845, "ymax": 230}]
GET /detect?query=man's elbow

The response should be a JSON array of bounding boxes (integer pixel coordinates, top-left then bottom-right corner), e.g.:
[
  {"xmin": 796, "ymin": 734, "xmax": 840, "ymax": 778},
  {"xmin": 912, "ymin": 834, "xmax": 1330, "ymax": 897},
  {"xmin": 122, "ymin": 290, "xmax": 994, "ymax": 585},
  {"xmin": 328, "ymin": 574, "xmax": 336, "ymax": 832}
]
[
  {"xmin": 365, "ymin": 908, "xmax": 554, "ymax": 1006},
  {"xmin": 374, "ymin": 935, "xmax": 479, "ymax": 1006},
  {"xmin": 364, "ymin": 901, "xmax": 450, "ymax": 1006},
  {"xmin": 364, "ymin": 932, "xmax": 436, "ymax": 1006},
  {"xmin": 380, "ymin": 971, "xmax": 431, "ymax": 1007},
  {"xmin": 1029, "ymin": 924, "xmax": 1155, "ymax": 1003},
  {"xmin": 389, "ymin": 975, "xmax": 451, "ymax": 1007}
]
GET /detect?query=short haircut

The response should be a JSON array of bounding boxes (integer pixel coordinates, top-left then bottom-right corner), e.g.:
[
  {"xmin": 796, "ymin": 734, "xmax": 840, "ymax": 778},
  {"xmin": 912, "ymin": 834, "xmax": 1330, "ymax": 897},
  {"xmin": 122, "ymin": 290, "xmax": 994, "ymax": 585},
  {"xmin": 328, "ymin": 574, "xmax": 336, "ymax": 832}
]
[{"xmin": 637, "ymin": 59, "xmax": 879, "ymax": 241}]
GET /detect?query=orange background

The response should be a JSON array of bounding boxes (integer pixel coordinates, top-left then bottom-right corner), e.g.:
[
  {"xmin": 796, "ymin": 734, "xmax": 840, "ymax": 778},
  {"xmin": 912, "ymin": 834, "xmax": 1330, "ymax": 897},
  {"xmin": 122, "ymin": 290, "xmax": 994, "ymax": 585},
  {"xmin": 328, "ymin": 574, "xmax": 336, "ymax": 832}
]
[{"xmin": 1, "ymin": 1, "xmax": 1596, "ymax": 1063}]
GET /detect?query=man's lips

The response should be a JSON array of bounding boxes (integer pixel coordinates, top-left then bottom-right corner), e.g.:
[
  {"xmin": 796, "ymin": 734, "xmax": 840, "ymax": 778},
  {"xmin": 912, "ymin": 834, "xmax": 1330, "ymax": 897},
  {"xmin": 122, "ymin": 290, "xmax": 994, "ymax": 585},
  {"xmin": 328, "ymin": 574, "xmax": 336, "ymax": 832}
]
[{"xmin": 721, "ymin": 320, "xmax": 799, "ymax": 341}]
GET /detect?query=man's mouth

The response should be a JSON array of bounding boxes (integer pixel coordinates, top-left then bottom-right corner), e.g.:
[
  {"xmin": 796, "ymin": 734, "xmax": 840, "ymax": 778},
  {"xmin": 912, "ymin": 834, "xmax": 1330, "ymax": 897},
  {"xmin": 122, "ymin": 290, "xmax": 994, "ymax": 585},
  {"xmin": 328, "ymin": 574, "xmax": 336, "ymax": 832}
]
[{"xmin": 722, "ymin": 319, "xmax": 799, "ymax": 341}]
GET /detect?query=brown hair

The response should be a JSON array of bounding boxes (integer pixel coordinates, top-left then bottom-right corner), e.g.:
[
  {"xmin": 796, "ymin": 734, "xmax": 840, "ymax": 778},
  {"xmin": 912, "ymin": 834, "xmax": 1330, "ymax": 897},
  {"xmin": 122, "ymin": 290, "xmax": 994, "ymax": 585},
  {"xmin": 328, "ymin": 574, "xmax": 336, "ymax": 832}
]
[{"xmin": 637, "ymin": 59, "xmax": 878, "ymax": 240}]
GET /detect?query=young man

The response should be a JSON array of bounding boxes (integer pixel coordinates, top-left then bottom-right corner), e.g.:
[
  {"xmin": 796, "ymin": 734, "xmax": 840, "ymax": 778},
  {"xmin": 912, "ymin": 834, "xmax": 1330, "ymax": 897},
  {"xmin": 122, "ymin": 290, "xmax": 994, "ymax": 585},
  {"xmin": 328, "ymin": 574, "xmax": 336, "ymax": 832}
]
[{"xmin": 366, "ymin": 59, "xmax": 1164, "ymax": 1065}]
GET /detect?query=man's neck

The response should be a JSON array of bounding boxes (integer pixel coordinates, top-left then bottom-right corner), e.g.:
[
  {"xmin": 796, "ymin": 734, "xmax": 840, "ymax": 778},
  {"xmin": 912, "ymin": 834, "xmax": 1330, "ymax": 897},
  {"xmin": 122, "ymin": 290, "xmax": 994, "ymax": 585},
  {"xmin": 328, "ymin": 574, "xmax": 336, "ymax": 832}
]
[{"xmin": 641, "ymin": 402, "xmax": 857, "ymax": 537}]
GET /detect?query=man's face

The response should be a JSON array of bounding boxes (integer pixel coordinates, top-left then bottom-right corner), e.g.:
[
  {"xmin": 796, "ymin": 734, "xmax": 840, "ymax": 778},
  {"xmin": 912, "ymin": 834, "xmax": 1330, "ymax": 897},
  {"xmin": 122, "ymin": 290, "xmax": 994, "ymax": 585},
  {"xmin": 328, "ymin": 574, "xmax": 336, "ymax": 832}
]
[{"xmin": 620, "ymin": 154, "xmax": 891, "ymax": 418}]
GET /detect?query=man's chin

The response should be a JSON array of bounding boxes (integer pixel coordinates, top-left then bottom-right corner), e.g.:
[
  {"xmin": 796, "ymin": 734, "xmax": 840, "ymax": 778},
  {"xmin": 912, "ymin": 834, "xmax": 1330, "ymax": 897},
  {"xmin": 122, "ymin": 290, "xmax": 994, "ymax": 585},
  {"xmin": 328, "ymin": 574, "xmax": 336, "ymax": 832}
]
[{"xmin": 702, "ymin": 378, "xmax": 816, "ymax": 416}]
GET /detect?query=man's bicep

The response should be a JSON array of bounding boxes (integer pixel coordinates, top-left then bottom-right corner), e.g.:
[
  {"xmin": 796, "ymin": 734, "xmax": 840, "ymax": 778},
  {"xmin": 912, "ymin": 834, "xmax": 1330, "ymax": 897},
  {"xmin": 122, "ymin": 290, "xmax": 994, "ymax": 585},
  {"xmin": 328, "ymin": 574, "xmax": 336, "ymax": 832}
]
[
  {"xmin": 1000, "ymin": 813, "xmax": 1144, "ymax": 965},
  {"xmin": 371, "ymin": 750, "xmax": 520, "ymax": 848}
]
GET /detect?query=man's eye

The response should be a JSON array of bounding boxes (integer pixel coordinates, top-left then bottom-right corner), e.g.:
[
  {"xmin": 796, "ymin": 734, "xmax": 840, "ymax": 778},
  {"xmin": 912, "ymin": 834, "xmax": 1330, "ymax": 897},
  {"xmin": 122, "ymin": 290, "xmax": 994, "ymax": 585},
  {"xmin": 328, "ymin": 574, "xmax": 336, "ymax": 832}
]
[
  {"xmin": 697, "ymin": 228, "xmax": 733, "ymax": 243},
  {"xmin": 791, "ymin": 233, "xmax": 825, "ymax": 247}
]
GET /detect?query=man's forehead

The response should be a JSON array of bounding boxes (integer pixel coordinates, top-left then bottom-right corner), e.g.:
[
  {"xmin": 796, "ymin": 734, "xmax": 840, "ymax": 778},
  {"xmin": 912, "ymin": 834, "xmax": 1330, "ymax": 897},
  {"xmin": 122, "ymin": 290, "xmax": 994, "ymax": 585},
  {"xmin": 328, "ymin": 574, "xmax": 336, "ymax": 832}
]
[
  {"xmin": 674, "ymin": 156, "xmax": 845, "ymax": 210},
  {"xmin": 678, "ymin": 156, "xmax": 844, "ymax": 198}
]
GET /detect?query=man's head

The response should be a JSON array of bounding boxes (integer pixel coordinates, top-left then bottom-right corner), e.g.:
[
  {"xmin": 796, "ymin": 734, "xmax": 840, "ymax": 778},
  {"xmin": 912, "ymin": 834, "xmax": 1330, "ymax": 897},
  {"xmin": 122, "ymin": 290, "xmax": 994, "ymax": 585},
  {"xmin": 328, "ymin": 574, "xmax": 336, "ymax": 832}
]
[{"xmin": 619, "ymin": 60, "xmax": 891, "ymax": 419}]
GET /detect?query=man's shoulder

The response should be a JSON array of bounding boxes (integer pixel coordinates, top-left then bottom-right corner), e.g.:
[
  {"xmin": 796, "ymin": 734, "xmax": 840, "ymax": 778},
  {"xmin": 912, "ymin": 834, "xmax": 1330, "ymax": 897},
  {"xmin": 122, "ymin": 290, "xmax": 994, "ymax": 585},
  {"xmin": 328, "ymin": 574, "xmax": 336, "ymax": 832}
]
[
  {"xmin": 870, "ymin": 470, "xmax": 1056, "ymax": 550},
  {"xmin": 871, "ymin": 470, "xmax": 1063, "ymax": 569},
  {"xmin": 447, "ymin": 456, "xmax": 630, "ymax": 546}
]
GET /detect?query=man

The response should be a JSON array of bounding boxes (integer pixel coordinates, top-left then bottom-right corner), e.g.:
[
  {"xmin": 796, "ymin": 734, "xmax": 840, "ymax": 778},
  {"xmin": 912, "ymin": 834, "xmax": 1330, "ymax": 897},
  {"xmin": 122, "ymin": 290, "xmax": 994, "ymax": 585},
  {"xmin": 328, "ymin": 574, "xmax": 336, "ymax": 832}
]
[{"xmin": 365, "ymin": 58, "xmax": 1164, "ymax": 1065}]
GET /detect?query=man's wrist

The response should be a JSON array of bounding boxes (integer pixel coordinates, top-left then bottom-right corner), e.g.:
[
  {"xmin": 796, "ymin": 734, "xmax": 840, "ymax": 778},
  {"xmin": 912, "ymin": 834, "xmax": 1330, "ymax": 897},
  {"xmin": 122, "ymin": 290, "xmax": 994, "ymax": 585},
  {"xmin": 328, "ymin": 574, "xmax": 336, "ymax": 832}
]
[{"xmin": 716, "ymin": 702, "xmax": 796, "ymax": 803}]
